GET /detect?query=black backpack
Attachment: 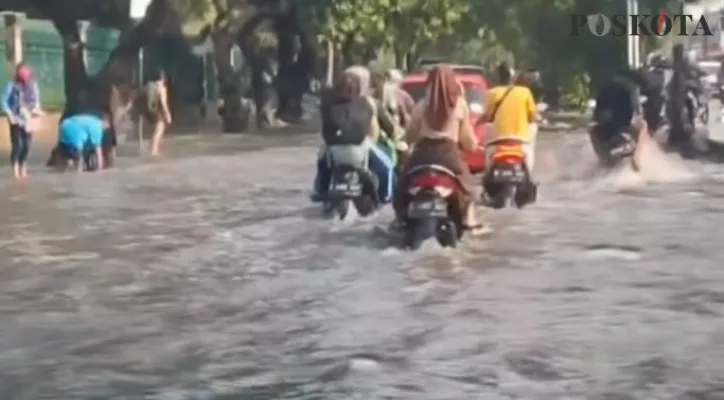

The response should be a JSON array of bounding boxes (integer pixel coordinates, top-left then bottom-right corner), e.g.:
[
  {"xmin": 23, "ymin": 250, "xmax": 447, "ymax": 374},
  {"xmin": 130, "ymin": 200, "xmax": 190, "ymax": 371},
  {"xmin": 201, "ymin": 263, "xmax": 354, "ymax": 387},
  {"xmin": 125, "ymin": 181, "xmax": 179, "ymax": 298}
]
[{"xmin": 321, "ymin": 97, "xmax": 373, "ymax": 146}]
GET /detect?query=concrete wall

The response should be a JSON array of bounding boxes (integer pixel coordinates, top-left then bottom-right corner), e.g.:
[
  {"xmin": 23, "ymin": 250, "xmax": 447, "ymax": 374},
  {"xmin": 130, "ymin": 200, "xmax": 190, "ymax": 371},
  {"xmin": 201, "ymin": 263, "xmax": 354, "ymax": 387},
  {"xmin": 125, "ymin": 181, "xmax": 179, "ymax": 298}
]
[{"xmin": 0, "ymin": 113, "xmax": 60, "ymax": 153}]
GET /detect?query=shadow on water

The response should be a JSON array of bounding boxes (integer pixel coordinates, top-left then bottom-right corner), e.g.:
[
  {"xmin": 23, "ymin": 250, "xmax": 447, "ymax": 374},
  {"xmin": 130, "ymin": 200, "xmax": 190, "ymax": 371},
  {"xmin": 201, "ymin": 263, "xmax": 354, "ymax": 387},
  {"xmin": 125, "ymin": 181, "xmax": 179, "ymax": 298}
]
[{"xmin": 2, "ymin": 133, "xmax": 724, "ymax": 398}]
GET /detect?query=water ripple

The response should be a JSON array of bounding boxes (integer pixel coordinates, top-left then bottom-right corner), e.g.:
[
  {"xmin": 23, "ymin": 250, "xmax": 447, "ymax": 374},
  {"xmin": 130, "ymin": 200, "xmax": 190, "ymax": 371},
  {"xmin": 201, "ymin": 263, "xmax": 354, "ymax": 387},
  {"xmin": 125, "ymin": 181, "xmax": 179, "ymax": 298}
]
[{"xmin": 0, "ymin": 136, "xmax": 722, "ymax": 399}]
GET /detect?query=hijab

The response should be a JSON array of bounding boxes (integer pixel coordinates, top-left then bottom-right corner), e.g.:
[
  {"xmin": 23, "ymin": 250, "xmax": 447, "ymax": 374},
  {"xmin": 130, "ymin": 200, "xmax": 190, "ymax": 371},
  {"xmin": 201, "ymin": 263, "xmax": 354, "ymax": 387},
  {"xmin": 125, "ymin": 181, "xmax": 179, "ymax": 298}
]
[
  {"xmin": 335, "ymin": 66, "xmax": 371, "ymax": 100},
  {"xmin": 424, "ymin": 65, "xmax": 462, "ymax": 131}
]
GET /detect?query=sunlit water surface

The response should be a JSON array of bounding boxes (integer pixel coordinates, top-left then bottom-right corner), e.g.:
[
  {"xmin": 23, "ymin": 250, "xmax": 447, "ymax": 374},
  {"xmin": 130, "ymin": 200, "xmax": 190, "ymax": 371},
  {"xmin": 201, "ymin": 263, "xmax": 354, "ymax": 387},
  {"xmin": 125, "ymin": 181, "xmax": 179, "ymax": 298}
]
[{"xmin": 1, "ymin": 132, "xmax": 724, "ymax": 400}]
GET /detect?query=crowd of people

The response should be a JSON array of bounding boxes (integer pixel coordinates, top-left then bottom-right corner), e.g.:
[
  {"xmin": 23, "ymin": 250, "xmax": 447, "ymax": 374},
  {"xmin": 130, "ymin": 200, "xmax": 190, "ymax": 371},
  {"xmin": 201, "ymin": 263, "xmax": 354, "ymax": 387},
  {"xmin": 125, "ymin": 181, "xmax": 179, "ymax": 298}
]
[
  {"xmin": 312, "ymin": 62, "xmax": 539, "ymax": 233},
  {"xmin": 2, "ymin": 63, "xmax": 173, "ymax": 180}
]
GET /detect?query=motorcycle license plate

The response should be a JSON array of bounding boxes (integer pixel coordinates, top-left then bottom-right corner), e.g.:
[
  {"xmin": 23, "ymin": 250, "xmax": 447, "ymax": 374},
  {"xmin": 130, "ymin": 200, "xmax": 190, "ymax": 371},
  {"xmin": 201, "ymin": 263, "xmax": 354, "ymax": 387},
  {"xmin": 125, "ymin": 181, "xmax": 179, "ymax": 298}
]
[
  {"xmin": 407, "ymin": 199, "xmax": 447, "ymax": 218},
  {"xmin": 333, "ymin": 182, "xmax": 360, "ymax": 191},
  {"xmin": 492, "ymin": 167, "xmax": 524, "ymax": 182}
]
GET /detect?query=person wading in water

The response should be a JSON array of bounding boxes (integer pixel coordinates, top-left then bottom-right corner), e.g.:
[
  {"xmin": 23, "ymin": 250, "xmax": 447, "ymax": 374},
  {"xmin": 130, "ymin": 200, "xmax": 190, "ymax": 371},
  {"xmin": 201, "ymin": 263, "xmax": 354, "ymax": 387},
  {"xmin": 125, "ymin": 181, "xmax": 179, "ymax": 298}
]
[
  {"xmin": 2, "ymin": 64, "xmax": 41, "ymax": 179},
  {"xmin": 138, "ymin": 69, "xmax": 172, "ymax": 156}
]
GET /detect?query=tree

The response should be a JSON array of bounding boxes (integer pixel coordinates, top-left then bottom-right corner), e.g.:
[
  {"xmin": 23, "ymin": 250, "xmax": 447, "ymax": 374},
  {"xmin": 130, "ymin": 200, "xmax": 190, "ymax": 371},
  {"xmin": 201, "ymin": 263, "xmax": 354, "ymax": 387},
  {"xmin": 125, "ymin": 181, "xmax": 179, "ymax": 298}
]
[
  {"xmin": 0, "ymin": 0, "xmax": 136, "ymax": 116},
  {"xmin": 387, "ymin": 0, "xmax": 469, "ymax": 70},
  {"xmin": 2, "ymin": 0, "xmax": 317, "ymax": 132},
  {"xmin": 170, "ymin": 0, "xmax": 318, "ymax": 129},
  {"xmin": 461, "ymin": 0, "xmax": 672, "ymax": 107}
]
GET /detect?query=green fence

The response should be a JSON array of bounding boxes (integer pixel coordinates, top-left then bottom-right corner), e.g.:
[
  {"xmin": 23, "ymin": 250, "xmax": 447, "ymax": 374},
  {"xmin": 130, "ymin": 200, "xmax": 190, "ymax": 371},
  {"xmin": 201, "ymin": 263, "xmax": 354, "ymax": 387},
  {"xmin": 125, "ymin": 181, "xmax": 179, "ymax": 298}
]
[
  {"xmin": 22, "ymin": 18, "xmax": 65, "ymax": 110},
  {"xmin": 22, "ymin": 20, "xmax": 120, "ymax": 110},
  {"xmin": 86, "ymin": 26, "xmax": 120, "ymax": 76}
]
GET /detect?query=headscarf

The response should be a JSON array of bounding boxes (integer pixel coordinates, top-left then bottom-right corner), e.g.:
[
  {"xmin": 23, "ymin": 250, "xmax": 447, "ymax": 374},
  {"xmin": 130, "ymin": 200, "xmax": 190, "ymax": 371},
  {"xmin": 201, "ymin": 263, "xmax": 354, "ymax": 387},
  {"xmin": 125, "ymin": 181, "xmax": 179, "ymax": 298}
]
[
  {"xmin": 387, "ymin": 69, "xmax": 403, "ymax": 85},
  {"xmin": 13, "ymin": 64, "xmax": 37, "ymax": 109},
  {"xmin": 336, "ymin": 66, "xmax": 370, "ymax": 99},
  {"xmin": 424, "ymin": 65, "xmax": 461, "ymax": 131},
  {"xmin": 345, "ymin": 66, "xmax": 370, "ymax": 95},
  {"xmin": 15, "ymin": 64, "xmax": 32, "ymax": 84}
]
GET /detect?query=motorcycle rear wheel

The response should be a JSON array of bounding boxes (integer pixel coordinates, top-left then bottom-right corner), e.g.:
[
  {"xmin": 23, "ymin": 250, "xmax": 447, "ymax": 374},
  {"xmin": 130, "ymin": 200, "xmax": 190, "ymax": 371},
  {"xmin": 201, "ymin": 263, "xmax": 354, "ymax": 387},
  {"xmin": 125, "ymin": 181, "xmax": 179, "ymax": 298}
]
[{"xmin": 404, "ymin": 218, "xmax": 437, "ymax": 250}]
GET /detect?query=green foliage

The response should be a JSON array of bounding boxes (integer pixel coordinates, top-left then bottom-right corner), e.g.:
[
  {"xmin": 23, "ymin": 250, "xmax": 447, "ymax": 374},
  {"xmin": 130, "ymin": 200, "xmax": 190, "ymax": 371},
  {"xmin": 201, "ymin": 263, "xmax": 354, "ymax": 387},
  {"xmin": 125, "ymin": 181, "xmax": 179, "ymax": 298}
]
[
  {"xmin": 561, "ymin": 73, "xmax": 591, "ymax": 110},
  {"xmin": 388, "ymin": 0, "xmax": 469, "ymax": 56},
  {"xmin": 301, "ymin": 0, "xmax": 678, "ymax": 108},
  {"xmin": 303, "ymin": 0, "xmax": 466, "ymax": 65}
]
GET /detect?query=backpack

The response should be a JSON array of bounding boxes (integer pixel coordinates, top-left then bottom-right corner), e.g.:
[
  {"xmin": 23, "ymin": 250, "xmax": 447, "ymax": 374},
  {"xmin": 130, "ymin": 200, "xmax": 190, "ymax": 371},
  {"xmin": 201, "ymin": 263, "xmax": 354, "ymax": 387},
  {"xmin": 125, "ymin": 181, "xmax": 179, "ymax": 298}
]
[
  {"xmin": 321, "ymin": 97, "xmax": 373, "ymax": 146},
  {"xmin": 144, "ymin": 82, "xmax": 159, "ymax": 114}
]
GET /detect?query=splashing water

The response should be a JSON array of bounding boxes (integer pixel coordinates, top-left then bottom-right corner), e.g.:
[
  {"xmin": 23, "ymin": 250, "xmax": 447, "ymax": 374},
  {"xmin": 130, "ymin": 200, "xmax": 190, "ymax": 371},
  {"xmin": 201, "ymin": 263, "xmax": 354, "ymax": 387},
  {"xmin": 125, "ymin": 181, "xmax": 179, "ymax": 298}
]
[
  {"xmin": 587, "ymin": 141, "xmax": 695, "ymax": 191},
  {"xmin": 635, "ymin": 142, "xmax": 694, "ymax": 183}
]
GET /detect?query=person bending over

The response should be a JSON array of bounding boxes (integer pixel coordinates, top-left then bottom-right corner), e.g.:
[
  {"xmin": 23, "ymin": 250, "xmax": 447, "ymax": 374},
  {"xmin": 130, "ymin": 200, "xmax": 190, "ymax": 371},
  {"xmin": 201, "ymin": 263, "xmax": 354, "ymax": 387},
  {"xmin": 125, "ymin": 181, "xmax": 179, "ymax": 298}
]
[{"xmin": 56, "ymin": 112, "xmax": 106, "ymax": 172}]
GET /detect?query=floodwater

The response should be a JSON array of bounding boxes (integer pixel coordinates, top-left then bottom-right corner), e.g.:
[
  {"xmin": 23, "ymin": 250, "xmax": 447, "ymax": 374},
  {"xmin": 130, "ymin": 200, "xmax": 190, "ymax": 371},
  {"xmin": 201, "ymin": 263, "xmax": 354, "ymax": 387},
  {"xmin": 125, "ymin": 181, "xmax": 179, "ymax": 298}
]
[{"xmin": 1, "ymin": 131, "xmax": 724, "ymax": 400}]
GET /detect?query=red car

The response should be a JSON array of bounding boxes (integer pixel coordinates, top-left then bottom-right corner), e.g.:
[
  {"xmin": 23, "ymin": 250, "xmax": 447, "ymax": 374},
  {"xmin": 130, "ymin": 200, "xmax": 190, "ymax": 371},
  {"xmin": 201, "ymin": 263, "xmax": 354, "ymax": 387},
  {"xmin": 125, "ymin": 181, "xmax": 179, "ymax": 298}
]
[{"xmin": 401, "ymin": 71, "xmax": 488, "ymax": 173}]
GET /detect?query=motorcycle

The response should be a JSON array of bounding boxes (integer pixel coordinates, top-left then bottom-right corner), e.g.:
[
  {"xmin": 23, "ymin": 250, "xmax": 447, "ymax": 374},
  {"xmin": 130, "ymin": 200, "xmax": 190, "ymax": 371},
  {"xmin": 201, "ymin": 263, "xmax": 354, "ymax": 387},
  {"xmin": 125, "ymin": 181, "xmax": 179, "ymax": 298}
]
[
  {"xmin": 686, "ymin": 89, "xmax": 708, "ymax": 127},
  {"xmin": 589, "ymin": 124, "xmax": 638, "ymax": 170},
  {"xmin": 401, "ymin": 165, "xmax": 464, "ymax": 249},
  {"xmin": 588, "ymin": 98, "xmax": 642, "ymax": 170},
  {"xmin": 482, "ymin": 137, "xmax": 537, "ymax": 209},
  {"xmin": 323, "ymin": 165, "xmax": 379, "ymax": 220}
]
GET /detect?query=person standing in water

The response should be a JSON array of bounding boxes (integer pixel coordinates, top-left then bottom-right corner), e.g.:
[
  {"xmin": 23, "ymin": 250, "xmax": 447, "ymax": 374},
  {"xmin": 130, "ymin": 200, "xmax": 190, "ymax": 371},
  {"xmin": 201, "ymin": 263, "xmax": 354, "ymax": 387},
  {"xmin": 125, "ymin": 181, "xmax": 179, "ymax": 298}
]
[
  {"xmin": 138, "ymin": 69, "xmax": 172, "ymax": 156},
  {"xmin": 2, "ymin": 63, "xmax": 41, "ymax": 179}
]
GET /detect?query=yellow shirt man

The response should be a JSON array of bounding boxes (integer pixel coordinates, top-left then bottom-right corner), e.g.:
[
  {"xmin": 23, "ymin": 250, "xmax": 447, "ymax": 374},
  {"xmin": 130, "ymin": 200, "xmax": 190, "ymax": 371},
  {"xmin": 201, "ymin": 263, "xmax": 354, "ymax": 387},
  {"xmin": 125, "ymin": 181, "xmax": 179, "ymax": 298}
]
[
  {"xmin": 483, "ymin": 85, "xmax": 538, "ymax": 171},
  {"xmin": 483, "ymin": 85, "xmax": 537, "ymax": 142}
]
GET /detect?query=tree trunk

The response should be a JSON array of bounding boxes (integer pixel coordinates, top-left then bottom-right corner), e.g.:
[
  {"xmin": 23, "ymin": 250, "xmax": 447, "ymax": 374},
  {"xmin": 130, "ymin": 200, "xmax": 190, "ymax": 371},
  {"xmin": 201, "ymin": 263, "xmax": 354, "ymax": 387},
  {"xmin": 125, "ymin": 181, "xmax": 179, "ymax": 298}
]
[
  {"xmin": 48, "ymin": 15, "xmax": 87, "ymax": 118},
  {"xmin": 212, "ymin": 29, "xmax": 247, "ymax": 132},
  {"xmin": 325, "ymin": 40, "xmax": 334, "ymax": 87},
  {"xmin": 238, "ymin": 12, "xmax": 276, "ymax": 130},
  {"xmin": 405, "ymin": 53, "xmax": 414, "ymax": 72},
  {"xmin": 342, "ymin": 38, "xmax": 354, "ymax": 68},
  {"xmin": 84, "ymin": 0, "xmax": 167, "ymax": 143},
  {"xmin": 273, "ymin": 1, "xmax": 314, "ymax": 124},
  {"xmin": 274, "ymin": 20, "xmax": 298, "ymax": 122},
  {"xmin": 393, "ymin": 46, "xmax": 405, "ymax": 70}
]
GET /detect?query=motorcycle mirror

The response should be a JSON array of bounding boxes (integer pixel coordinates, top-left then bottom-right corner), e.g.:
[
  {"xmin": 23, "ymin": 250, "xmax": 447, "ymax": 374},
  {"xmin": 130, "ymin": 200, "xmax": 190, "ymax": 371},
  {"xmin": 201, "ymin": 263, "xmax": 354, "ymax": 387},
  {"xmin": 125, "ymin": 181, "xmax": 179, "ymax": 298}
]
[
  {"xmin": 469, "ymin": 103, "xmax": 484, "ymax": 115},
  {"xmin": 536, "ymin": 102, "xmax": 548, "ymax": 112},
  {"xmin": 587, "ymin": 99, "xmax": 596, "ymax": 109}
]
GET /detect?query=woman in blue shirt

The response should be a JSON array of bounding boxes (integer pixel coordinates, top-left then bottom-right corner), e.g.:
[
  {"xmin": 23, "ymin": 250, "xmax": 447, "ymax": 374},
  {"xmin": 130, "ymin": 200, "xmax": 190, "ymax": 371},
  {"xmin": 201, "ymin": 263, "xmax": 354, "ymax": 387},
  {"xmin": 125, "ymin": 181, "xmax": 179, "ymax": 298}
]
[{"xmin": 1, "ymin": 64, "xmax": 40, "ymax": 179}]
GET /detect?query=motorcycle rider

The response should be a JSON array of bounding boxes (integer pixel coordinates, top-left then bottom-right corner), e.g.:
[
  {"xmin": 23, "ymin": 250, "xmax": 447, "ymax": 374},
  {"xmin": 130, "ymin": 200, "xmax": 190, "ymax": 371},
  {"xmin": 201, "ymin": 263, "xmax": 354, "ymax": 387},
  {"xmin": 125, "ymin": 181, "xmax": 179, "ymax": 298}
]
[
  {"xmin": 369, "ymin": 66, "xmax": 410, "ymax": 167},
  {"xmin": 683, "ymin": 52, "xmax": 707, "ymax": 126},
  {"xmin": 640, "ymin": 53, "xmax": 670, "ymax": 134},
  {"xmin": 370, "ymin": 67, "xmax": 405, "ymax": 139},
  {"xmin": 482, "ymin": 63, "xmax": 538, "ymax": 180},
  {"xmin": 591, "ymin": 67, "xmax": 650, "ymax": 162},
  {"xmin": 312, "ymin": 66, "xmax": 396, "ymax": 203},
  {"xmin": 386, "ymin": 68, "xmax": 415, "ymax": 126},
  {"xmin": 393, "ymin": 65, "xmax": 483, "ymax": 233}
]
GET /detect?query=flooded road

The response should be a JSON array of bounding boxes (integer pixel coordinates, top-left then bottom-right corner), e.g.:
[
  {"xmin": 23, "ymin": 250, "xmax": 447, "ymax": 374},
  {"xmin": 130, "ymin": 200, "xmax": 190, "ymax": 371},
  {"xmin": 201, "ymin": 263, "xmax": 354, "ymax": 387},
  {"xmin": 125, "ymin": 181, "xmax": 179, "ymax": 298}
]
[{"xmin": 1, "ymin": 132, "xmax": 724, "ymax": 400}]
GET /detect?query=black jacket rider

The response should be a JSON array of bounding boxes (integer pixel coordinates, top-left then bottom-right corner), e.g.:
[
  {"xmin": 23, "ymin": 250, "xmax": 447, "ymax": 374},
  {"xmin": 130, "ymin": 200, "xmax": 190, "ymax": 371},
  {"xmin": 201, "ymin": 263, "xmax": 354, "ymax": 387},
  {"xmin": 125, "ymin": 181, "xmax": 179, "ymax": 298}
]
[{"xmin": 594, "ymin": 72, "xmax": 641, "ymax": 139}]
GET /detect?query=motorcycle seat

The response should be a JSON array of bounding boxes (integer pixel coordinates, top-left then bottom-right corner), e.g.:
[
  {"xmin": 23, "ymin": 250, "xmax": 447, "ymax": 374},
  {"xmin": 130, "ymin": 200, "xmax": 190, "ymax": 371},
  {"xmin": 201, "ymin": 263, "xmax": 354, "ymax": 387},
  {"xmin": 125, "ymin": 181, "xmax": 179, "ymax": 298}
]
[
  {"xmin": 405, "ymin": 164, "xmax": 458, "ymax": 179},
  {"xmin": 486, "ymin": 137, "xmax": 529, "ymax": 146}
]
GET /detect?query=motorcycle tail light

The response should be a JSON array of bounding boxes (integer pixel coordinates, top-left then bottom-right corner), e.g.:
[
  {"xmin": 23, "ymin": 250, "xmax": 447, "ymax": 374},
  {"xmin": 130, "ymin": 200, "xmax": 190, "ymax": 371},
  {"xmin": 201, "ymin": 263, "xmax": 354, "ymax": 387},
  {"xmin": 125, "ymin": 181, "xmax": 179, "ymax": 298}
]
[
  {"xmin": 408, "ymin": 172, "xmax": 456, "ymax": 197},
  {"xmin": 493, "ymin": 154, "xmax": 524, "ymax": 165}
]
